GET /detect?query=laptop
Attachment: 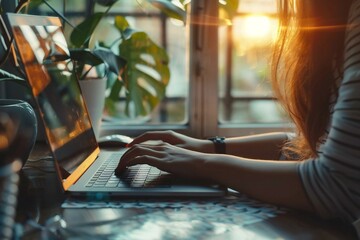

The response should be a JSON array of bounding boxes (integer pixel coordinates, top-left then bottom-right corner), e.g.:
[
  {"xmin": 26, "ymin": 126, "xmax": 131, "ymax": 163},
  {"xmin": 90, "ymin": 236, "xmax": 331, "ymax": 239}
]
[{"xmin": 7, "ymin": 13, "xmax": 226, "ymax": 198}]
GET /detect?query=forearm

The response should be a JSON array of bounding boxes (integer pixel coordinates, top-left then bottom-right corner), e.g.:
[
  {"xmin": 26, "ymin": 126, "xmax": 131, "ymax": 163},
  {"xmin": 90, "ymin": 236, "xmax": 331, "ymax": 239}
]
[
  {"xmin": 224, "ymin": 132, "xmax": 289, "ymax": 160},
  {"xmin": 203, "ymin": 154, "xmax": 313, "ymax": 212}
]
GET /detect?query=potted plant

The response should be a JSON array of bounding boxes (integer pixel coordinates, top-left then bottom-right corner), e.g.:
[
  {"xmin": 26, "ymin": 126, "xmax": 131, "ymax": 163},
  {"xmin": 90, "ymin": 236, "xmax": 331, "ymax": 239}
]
[
  {"xmin": 69, "ymin": 48, "xmax": 114, "ymax": 138},
  {"xmin": 0, "ymin": 0, "xmax": 171, "ymax": 119},
  {"xmin": 34, "ymin": 0, "xmax": 171, "ymax": 120},
  {"xmin": 0, "ymin": 0, "xmax": 173, "ymax": 136}
]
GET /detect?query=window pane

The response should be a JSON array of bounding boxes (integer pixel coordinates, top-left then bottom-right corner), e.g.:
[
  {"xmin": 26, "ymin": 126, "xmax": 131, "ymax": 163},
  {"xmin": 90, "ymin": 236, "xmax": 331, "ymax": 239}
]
[
  {"xmin": 218, "ymin": 0, "xmax": 287, "ymax": 124},
  {"xmin": 96, "ymin": 3, "xmax": 188, "ymax": 125},
  {"xmin": 32, "ymin": 1, "xmax": 86, "ymax": 12},
  {"xmin": 100, "ymin": 17, "xmax": 187, "ymax": 125},
  {"xmin": 238, "ymin": 0, "xmax": 277, "ymax": 14},
  {"xmin": 95, "ymin": 0, "xmax": 157, "ymax": 13},
  {"xmin": 102, "ymin": 17, "xmax": 188, "ymax": 125}
]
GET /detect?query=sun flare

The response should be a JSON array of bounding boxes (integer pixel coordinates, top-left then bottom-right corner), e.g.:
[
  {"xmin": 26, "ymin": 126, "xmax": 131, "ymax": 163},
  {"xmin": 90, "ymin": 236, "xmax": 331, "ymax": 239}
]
[{"xmin": 243, "ymin": 15, "xmax": 272, "ymax": 38}]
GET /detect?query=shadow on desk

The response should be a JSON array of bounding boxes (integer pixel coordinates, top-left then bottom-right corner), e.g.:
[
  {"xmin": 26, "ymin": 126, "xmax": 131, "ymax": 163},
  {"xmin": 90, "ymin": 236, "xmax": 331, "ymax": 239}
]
[{"xmin": 14, "ymin": 143, "xmax": 358, "ymax": 240}]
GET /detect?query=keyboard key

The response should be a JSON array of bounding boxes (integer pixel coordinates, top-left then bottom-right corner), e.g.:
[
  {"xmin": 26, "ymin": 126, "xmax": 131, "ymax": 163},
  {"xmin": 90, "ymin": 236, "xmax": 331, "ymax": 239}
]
[{"xmin": 87, "ymin": 154, "xmax": 173, "ymax": 189}]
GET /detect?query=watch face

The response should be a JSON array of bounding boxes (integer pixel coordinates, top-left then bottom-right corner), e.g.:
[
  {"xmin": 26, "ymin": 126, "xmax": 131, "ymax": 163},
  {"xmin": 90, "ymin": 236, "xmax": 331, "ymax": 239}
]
[{"xmin": 209, "ymin": 137, "xmax": 226, "ymax": 154}]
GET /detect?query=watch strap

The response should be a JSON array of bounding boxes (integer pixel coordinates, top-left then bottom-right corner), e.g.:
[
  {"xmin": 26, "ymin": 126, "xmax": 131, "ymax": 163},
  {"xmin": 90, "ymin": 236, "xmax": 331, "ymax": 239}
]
[{"xmin": 208, "ymin": 136, "xmax": 226, "ymax": 154}]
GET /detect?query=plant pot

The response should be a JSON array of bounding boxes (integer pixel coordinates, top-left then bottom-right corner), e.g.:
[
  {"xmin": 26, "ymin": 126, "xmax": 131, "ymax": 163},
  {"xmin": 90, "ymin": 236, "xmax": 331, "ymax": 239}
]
[{"xmin": 79, "ymin": 78, "xmax": 106, "ymax": 139}]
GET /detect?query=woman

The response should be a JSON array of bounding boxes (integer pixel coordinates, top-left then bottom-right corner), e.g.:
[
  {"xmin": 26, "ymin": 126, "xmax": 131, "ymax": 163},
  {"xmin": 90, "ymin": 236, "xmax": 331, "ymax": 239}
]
[{"xmin": 116, "ymin": 0, "xmax": 360, "ymax": 235}]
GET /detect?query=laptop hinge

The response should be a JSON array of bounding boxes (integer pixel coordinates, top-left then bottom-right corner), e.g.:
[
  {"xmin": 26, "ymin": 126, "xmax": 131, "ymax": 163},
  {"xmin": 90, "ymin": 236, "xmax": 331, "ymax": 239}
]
[{"xmin": 62, "ymin": 147, "xmax": 100, "ymax": 191}]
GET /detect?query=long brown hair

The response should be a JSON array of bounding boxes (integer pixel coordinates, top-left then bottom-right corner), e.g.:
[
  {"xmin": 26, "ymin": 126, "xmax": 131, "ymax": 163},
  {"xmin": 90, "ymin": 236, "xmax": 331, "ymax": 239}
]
[{"xmin": 272, "ymin": 0, "xmax": 352, "ymax": 159}]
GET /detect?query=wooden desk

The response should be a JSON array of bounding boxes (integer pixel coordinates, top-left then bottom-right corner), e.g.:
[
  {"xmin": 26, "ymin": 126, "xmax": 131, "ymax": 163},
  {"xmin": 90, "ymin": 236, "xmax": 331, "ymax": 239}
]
[{"xmin": 15, "ymin": 143, "xmax": 358, "ymax": 239}]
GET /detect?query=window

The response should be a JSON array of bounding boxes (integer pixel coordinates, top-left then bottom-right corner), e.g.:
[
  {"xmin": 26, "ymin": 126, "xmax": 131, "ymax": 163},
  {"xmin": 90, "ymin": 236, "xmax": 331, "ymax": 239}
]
[
  {"xmin": 216, "ymin": 0, "xmax": 292, "ymax": 137},
  {"xmin": 95, "ymin": 1, "xmax": 190, "ymax": 136},
  {"xmin": 21, "ymin": 0, "xmax": 292, "ymax": 138},
  {"xmin": 188, "ymin": 0, "xmax": 292, "ymax": 138}
]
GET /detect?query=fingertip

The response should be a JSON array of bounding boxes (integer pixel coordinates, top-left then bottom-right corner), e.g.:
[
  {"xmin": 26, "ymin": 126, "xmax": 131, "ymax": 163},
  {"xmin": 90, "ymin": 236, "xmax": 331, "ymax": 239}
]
[
  {"xmin": 126, "ymin": 139, "xmax": 138, "ymax": 147},
  {"xmin": 115, "ymin": 159, "xmax": 127, "ymax": 175},
  {"xmin": 115, "ymin": 165, "xmax": 127, "ymax": 176}
]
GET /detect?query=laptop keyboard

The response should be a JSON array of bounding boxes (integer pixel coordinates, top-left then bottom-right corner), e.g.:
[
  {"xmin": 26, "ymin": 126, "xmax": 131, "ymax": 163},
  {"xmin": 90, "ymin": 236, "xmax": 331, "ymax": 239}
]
[{"xmin": 86, "ymin": 153, "xmax": 171, "ymax": 188}]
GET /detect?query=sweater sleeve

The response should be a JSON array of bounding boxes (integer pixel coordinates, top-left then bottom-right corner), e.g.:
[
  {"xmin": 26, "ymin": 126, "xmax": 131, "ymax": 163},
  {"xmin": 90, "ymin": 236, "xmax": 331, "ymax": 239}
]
[{"xmin": 298, "ymin": 0, "xmax": 360, "ymax": 229}]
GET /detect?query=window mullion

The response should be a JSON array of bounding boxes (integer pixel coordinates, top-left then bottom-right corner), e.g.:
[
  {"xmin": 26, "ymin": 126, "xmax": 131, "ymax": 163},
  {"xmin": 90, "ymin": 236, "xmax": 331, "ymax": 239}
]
[
  {"xmin": 201, "ymin": 0, "xmax": 219, "ymax": 138},
  {"xmin": 188, "ymin": 0, "xmax": 219, "ymax": 139}
]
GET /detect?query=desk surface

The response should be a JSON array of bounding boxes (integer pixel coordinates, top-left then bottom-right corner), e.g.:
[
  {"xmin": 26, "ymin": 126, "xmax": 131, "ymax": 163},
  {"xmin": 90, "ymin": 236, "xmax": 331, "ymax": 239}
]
[{"xmin": 15, "ymin": 143, "xmax": 358, "ymax": 239}]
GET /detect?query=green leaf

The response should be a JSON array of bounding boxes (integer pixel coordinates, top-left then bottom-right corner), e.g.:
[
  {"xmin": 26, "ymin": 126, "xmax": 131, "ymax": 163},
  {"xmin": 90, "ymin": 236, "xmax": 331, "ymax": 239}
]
[
  {"xmin": 105, "ymin": 97, "xmax": 117, "ymax": 116},
  {"xmin": 128, "ymin": 84, "xmax": 160, "ymax": 116},
  {"xmin": 70, "ymin": 48, "xmax": 104, "ymax": 66},
  {"xmin": 96, "ymin": 0, "xmax": 119, "ymax": 7},
  {"xmin": 220, "ymin": 0, "xmax": 239, "ymax": 20},
  {"xmin": 70, "ymin": 12, "xmax": 104, "ymax": 48},
  {"xmin": 126, "ymin": 72, "xmax": 147, "ymax": 116},
  {"xmin": 136, "ymin": 70, "xmax": 166, "ymax": 97},
  {"xmin": 148, "ymin": 0, "xmax": 186, "ymax": 23},
  {"xmin": 114, "ymin": 16, "xmax": 130, "ymax": 32},
  {"xmin": 147, "ymin": 0, "xmax": 239, "ymax": 25},
  {"xmin": 117, "ymin": 31, "xmax": 170, "ymax": 116},
  {"xmin": 108, "ymin": 77, "xmax": 124, "ymax": 100},
  {"xmin": 141, "ymin": 87, "xmax": 160, "ymax": 109},
  {"xmin": 93, "ymin": 47, "xmax": 127, "ymax": 76},
  {"xmin": 69, "ymin": 0, "xmax": 119, "ymax": 47},
  {"xmin": 69, "ymin": 48, "xmax": 105, "ymax": 79},
  {"xmin": 106, "ymin": 79, "xmax": 123, "ymax": 115},
  {"xmin": 21, "ymin": 0, "xmax": 43, "ymax": 12}
]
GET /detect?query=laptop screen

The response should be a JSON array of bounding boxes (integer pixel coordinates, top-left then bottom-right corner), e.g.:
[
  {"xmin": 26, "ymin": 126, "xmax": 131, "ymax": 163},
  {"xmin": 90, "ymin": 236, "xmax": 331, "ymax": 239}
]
[{"xmin": 7, "ymin": 14, "xmax": 99, "ymax": 187}]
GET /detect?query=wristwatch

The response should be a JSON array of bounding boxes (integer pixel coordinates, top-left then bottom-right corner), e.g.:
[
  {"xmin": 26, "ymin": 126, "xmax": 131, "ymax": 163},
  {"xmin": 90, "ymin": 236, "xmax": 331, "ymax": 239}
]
[{"xmin": 208, "ymin": 136, "xmax": 226, "ymax": 154}]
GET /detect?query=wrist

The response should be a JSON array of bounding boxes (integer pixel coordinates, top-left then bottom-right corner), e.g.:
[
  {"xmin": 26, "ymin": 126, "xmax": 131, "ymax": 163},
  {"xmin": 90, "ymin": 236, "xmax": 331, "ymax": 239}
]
[{"xmin": 208, "ymin": 136, "xmax": 226, "ymax": 154}]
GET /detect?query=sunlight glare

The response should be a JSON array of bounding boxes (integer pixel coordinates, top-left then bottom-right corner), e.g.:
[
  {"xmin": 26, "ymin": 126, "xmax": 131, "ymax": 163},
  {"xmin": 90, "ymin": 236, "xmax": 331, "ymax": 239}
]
[
  {"xmin": 231, "ymin": 14, "xmax": 278, "ymax": 56},
  {"xmin": 243, "ymin": 15, "xmax": 272, "ymax": 38}
]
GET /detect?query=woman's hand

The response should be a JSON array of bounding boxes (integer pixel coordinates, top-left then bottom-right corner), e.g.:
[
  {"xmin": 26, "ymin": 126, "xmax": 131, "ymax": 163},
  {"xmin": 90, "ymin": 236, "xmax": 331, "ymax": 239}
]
[
  {"xmin": 115, "ymin": 141, "xmax": 210, "ymax": 180},
  {"xmin": 115, "ymin": 134, "xmax": 313, "ymax": 213},
  {"xmin": 128, "ymin": 130, "xmax": 215, "ymax": 153}
]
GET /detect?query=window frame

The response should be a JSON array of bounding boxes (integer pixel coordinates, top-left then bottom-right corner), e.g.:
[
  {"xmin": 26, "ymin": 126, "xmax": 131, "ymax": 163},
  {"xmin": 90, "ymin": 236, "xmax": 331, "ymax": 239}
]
[{"xmin": 101, "ymin": 0, "xmax": 293, "ymax": 139}]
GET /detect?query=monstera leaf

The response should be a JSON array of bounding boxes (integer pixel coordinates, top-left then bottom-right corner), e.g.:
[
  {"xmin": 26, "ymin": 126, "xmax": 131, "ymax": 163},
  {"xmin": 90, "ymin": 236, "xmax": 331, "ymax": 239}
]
[
  {"xmin": 70, "ymin": 12, "xmax": 105, "ymax": 48},
  {"xmin": 68, "ymin": 1, "xmax": 170, "ymax": 117},
  {"xmin": 106, "ymin": 16, "xmax": 170, "ymax": 117},
  {"xmin": 149, "ymin": 0, "xmax": 239, "ymax": 24},
  {"xmin": 70, "ymin": 0, "xmax": 120, "ymax": 48},
  {"xmin": 148, "ymin": 0, "xmax": 186, "ymax": 22}
]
